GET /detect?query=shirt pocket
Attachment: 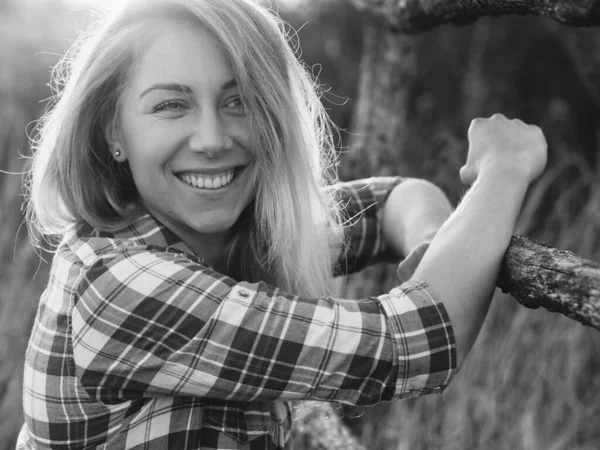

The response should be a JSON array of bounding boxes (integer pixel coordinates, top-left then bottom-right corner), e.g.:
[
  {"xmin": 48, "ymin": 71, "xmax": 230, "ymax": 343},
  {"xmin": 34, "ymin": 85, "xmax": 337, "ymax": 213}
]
[{"xmin": 203, "ymin": 399, "xmax": 270, "ymax": 445}]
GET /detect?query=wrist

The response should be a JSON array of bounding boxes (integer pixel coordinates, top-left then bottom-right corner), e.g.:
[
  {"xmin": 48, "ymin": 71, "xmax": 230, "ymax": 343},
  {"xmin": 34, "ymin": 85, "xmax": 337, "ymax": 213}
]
[{"xmin": 478, "ymin": 163, "xmax": 532, "ymax": 189}]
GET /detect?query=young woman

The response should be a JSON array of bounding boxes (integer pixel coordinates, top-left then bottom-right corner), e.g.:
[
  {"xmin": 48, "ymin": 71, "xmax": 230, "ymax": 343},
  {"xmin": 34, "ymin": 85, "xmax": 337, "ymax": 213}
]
[{"xmin": 19, "ymin": 0, "xmax": 547, "ymax": 448}]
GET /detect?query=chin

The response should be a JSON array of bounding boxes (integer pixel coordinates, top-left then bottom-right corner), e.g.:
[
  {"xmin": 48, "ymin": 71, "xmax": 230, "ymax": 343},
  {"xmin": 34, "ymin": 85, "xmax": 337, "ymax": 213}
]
[{"xmin": 193, "ymin": 215, "xmax": 240, "ymax": 235}]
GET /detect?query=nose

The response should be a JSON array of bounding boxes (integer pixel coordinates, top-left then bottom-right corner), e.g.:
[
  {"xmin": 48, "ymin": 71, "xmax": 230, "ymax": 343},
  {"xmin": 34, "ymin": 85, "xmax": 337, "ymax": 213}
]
[{"xmin": 189, "ymin": 109, "xmax": 234, "ymax": 157}]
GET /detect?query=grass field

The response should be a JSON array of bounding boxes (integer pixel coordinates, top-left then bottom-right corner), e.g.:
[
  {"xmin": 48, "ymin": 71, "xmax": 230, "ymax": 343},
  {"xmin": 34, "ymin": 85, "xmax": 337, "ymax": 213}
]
[{"xmin": 1, "ymin": 2, "xmax": 599, "ymax": 450}]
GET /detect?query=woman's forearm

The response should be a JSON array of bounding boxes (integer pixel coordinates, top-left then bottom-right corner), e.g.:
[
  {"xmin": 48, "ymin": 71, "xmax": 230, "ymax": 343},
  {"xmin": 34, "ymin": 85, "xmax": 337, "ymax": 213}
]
[{"xmin": 413, "ymin": 168, "xmax": 529, "ymax": 369}]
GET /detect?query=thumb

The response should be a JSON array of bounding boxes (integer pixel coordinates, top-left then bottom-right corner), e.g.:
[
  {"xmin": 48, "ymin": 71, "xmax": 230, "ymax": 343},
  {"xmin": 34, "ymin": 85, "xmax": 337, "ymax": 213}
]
[
  {"xmin": 459, "ymin": 164, "xmax": 475, "ymax": 186},
  {"xmin": 397, "ymin": 242, "xmax": 430, "ymax": 283}
]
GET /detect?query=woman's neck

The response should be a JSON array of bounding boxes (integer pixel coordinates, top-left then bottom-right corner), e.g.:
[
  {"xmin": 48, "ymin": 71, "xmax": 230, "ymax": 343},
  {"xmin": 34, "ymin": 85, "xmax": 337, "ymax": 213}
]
[{"xmin": 186, "ymin": 233, "xmax": 230, "ymax": 272}]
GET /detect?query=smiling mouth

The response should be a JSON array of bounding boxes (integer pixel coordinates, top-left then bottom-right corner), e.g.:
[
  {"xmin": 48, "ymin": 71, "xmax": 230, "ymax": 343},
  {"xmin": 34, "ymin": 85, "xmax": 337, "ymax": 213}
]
[{"xmin": 177, "ymin": 166, "xmax": 244, "ymax": 190}]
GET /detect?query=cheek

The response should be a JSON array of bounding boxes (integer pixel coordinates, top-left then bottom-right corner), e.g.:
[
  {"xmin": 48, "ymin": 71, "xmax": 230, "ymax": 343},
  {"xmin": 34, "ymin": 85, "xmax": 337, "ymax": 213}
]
[
  {"xmin": 124, "ymin": 151, "xmax": 171, "ymax": 204},
  {"xmin": 126, "ymin": 155, "xmax": 158, "ymax": 190},
  {"xmin": 121, "ymin": 111, "xmax": 180, "ymax": 154},
  {"xmin": 242, "ymin": 165, "xmax": 258, "ymax": 198},
  {"xmin": 124, "ymin": 134, "xmax": 178, "ymax": 177}
]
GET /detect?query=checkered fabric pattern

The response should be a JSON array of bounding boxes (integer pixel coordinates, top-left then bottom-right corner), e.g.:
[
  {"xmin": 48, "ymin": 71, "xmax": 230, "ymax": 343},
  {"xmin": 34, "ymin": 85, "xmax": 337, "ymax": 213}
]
[{"xmin": 19, "ymin": 177, "xmax": 456, "ymax": 449}]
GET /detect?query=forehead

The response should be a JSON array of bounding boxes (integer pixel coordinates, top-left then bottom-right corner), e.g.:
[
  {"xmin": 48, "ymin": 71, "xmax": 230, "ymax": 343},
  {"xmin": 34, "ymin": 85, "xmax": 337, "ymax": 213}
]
[{"xmin": 129, "ymin": 20, "xmax": 235, "ymax": 92}]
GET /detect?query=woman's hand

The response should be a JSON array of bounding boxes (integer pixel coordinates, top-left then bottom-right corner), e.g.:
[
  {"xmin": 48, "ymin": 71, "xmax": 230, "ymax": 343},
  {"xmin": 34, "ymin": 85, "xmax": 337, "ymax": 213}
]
[{"xmin": 460, "ymin": 113, "xmax": 547, "ymax": 186}]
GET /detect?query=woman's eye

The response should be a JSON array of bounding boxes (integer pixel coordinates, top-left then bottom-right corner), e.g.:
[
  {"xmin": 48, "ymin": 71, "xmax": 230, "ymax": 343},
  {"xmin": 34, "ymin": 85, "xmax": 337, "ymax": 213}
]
[
  {"xmin": 224, "ymin": 97, "xmax": 246, "ymax": 114},
  {"xmin": 152, "ymin": 100, "xmax": 187, "ymax": 113}
]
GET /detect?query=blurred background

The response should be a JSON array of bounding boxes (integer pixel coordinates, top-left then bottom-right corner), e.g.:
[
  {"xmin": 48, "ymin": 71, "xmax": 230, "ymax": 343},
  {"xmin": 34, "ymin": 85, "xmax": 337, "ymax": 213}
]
[{"xmin": 1, "ymin": 0, "xmax": 599, "ymax": 449}]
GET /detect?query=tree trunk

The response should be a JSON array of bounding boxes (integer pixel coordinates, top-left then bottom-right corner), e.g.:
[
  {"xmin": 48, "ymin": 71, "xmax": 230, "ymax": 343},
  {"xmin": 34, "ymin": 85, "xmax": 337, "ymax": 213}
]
[
  {"xmin": 341, "ymin": 19, "xmax": 419, "ymax": 179},
  {"xmin": 565, "ymin": 26, "xmax": 600, "ymax": 109},
  {"xmin": 348, "ymin": 0, "xmax": 600, "ymax": 32}
]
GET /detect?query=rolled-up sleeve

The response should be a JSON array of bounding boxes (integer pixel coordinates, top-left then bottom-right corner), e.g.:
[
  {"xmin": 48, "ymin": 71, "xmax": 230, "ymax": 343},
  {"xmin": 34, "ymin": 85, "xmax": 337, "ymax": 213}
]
[
  {"xmin": 334, "ymin": 176, "xmax": 404, "ymax": 275},
  {"xmin": 375, "ymin": 279, "xmax": 456, "ymax": 398},
  {"xmin": 72, "ymin": 246, "xmax": 456, "ymax": 407}
]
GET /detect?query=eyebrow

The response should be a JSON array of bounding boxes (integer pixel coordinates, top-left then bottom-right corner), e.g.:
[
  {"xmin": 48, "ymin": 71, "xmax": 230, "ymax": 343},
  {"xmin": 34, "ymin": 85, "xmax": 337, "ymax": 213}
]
[{"xmin": 139, "ymin": 79, "xmax": 238, "ymax": 99}]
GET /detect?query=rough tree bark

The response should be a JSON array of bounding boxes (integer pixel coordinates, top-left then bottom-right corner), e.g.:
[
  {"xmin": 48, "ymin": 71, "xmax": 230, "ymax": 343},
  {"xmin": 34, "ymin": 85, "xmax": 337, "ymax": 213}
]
[
  {"xmin": 498, "ymin": 236, "xmax": 600, "ymax": 330},
  {"xmin": 348, "ymin": 0, "xmax": 600, "ymax": 32}
]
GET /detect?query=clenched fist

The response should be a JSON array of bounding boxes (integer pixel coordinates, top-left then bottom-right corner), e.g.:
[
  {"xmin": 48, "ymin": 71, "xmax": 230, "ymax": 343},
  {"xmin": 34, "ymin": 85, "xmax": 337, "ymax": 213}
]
[{"xmin": 460, "ymin": 114, "xmax": 548, "ymax": 186}]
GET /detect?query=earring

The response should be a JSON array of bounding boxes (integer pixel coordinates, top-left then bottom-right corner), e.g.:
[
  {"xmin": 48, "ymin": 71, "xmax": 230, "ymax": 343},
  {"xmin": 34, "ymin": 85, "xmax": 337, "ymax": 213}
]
[{"xmin": 114, "ymin": 149, "xmax": 121, "ymax": 157}]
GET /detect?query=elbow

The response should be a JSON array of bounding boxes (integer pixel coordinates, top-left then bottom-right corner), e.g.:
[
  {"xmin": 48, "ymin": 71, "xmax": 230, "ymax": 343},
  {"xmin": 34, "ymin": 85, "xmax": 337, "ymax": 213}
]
[
  {"xmin": 388, "ymin": 178, "xmax": 453, "ymax": 221},
  {"xmin": 450, "ymin": 317, "xmax": 486, "ymax": 375},
  {"xmin": 454, "ymin": 349, "xmax": 466, "ymax": 374},
  {"xmin": 394, "ymin": 177, "xmax": 447, "ymax": 199}
]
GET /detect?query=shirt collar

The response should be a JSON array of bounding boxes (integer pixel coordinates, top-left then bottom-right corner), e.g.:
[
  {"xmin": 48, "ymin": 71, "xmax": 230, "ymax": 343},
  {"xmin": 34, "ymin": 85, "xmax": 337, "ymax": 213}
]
[{"xmin": 73, "ymin": 213, "xmax": 197, "ymax": 257}]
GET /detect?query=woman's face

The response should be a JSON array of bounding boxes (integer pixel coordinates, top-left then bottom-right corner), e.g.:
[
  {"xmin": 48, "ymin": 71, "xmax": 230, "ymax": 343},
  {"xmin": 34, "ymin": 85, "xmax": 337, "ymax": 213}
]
[{"xmin": 113, "ymin": 21, "xmax": 256, "ymax": 257}]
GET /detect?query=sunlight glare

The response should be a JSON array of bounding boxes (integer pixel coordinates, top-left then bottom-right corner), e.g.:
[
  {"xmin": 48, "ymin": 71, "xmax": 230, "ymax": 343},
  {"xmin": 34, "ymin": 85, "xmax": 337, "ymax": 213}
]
[{"xmin": 63, "ymin": 0, "xmax": 305, "ymax": 12}]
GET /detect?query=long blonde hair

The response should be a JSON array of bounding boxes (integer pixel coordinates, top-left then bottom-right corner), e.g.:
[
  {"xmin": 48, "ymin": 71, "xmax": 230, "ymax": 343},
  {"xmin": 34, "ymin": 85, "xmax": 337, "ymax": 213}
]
[{"xmin": 26, "ymin": 0, "xmax": 346, "ymax": 297}]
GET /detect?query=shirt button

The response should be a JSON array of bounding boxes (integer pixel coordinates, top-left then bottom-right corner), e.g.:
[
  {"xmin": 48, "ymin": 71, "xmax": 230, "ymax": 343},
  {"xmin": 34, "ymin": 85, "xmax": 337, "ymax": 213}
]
[{"xmin": 238, "ymin": 290, "xmax": 250, "ymax": 298}]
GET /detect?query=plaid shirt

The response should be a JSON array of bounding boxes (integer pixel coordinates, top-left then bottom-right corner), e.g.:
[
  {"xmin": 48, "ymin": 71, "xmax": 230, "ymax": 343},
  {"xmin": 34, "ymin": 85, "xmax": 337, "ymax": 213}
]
[{"xmin": 19, "ymin": 177, "xmax": 456, "ymax": 450}]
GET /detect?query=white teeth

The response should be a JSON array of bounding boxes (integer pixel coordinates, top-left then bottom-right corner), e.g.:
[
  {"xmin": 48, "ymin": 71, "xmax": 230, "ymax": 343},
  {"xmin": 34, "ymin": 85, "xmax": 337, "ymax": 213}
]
[{"xmin": 179, "ymin": 168, "xmax": 238, "ymax": 190}]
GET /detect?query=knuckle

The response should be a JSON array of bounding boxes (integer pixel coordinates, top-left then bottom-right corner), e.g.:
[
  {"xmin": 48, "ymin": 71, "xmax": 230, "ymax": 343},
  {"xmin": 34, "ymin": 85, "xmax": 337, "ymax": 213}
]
[
  {"xmin": 469, "ymin": 118, "xmax": 482, "ymax": 129},
  {"xmin": 529, "ymin": 125, "xmax": 546, "ymax": 139},
  {"xmin": 468, "ymin": 117, "xmax": 485, "ymax": 132}
]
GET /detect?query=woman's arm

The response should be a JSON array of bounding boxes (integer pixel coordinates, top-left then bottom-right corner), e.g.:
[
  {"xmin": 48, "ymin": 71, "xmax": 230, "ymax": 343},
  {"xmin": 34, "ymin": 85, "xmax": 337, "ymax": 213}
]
[
  {"xmin": 72, "ymin": 248, "xmax": 455, "ymax": 406},
  {"xmin": 332, "ymin": 177, "xmax": 404, "ymax": 275},
  {"xmin": 413, "ymin": 114, "xmax": 547, "ymax": 370},
  {"xmin": 332, "ymin": 176, "xmax": 450, "ymax": 275}
]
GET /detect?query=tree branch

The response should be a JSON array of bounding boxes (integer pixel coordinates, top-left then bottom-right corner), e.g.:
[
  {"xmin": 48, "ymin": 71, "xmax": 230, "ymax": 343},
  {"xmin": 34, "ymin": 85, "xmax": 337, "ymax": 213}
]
[
  {"xmin": 498, "ymin": 236, "xmax": 600, "ymax": 330},
  {"xmin": 348, "ymin": 0, "xmax": 600, "ymax": 32}
]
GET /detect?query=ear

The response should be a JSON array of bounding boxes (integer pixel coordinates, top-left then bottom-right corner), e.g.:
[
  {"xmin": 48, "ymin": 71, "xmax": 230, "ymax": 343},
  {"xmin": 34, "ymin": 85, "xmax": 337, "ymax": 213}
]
[{"xmin": 103, "ymin": 117, "xmax": 127, "ymax": 162}]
